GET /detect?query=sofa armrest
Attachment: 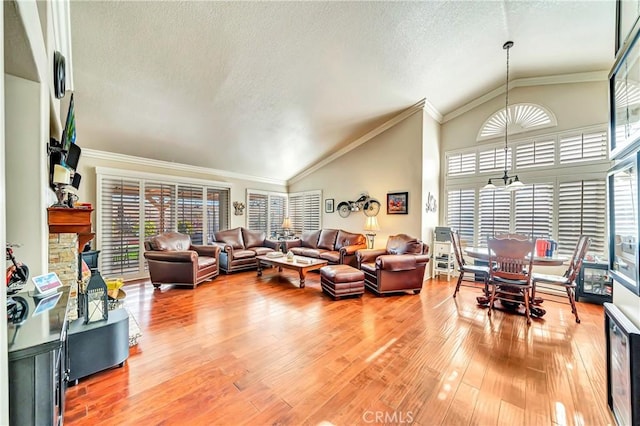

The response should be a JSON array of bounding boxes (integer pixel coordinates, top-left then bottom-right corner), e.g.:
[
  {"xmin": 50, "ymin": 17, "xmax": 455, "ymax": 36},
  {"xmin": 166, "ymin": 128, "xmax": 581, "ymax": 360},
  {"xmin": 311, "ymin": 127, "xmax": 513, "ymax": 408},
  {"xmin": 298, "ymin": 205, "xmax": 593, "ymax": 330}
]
[
  {"xmin": 211, "ymin": 241, "xmax": 233, "ymax": 252},
  {"xmin": 376, "ymin": 254, "xmax": 417, "ymax": 271},
  {"xmin": 263, "ymin": 239, "xmax": 281, "ymax": 251},
  {"xmin": 414, "ymin": 254, "xmax": 430, "ymax": 265},
  {"xmin": 282, "ymin": 239, "xmax": 302, "ymax": 251},
  {"xmin": 340, "ymin": 243, "xmax": 368, "ymax": 256},
  {"xmin": 144, "ymin": 251, "xmax": 197, "ymax": 263},
  {"xmin": 356, "ymin": 248, "xmax": 387, "ymax": 265},
  {"xmin": 191, "ymin": 244, "xmax": 220, "ymax": 258}
]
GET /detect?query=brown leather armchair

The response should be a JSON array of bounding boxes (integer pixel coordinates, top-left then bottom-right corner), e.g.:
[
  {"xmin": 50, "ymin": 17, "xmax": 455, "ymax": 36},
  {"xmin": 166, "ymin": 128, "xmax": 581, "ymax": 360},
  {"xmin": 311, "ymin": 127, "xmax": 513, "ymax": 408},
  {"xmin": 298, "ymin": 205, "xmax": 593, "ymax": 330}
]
[
  {"xmin": 356, "ymin": 234, "xmax": 429, "ymax": 295},
  {"xmin": 143, "ymin": 232, "xmax": 220, "ymax": 289}
]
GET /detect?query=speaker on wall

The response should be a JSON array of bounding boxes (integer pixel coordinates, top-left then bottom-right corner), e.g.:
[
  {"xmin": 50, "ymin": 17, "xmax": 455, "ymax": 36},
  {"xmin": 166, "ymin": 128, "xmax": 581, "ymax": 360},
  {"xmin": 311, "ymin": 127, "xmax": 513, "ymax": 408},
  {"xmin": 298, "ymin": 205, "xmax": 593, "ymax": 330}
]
[
  {"xmin": 65, "ymin": 143, "xmax": 81, "ymax": 170},
  {"xmin": 71, "ymin": 173, "xmax": 81, "ymax": 190},
  {"xmin": 53, "ymin": 51, "xmax": 66, "ymax": 99}
]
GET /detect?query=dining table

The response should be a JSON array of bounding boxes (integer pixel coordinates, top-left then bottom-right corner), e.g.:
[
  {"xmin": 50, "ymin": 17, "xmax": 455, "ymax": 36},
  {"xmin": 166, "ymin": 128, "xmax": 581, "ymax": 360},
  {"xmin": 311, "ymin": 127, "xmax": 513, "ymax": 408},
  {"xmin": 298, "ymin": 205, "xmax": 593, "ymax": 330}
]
[{"xmin": 463, "ymin": 247, "xmax": 569, "ymax": 317}]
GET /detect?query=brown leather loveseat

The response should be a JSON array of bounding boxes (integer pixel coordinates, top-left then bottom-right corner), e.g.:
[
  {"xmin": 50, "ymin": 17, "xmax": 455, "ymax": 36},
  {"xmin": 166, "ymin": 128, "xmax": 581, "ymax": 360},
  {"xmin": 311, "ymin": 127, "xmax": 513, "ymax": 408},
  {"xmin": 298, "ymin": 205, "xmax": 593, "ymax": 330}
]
[
  {"xmin": 212, "ymin": 227, "xmax": 279, "ymax": 273},
  {"xmin": 143, "ymin": 231, "xmax": 220, "ymax": 289},
  {"xmin": 284, "ymin": 229, "xmax": 367, "ymax": 267},
  {"xmin": 356, "ymin": 233, "xmax": 429, "ymax": 295}
]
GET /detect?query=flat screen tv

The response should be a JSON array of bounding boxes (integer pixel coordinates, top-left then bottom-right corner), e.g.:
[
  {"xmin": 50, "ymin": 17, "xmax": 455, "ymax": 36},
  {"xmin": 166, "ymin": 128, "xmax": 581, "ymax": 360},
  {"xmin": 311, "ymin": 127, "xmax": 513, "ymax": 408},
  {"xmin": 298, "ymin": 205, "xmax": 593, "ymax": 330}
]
[{"xmin": 61, "ymin": 93, "xmax": 77, "ymax": 168}]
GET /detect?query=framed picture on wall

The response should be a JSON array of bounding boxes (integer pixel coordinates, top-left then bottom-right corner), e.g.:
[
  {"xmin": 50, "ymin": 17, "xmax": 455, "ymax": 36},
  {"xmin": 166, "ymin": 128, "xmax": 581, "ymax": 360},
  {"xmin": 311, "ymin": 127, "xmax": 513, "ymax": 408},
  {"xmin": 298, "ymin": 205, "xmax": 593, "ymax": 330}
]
[
  {"xmin": 325, "ymin": 198, "xmax": 334, "ymax": 213},
  {"xmin": 387, "ymin": 192, "xmax": 408, "ymax": 215}
]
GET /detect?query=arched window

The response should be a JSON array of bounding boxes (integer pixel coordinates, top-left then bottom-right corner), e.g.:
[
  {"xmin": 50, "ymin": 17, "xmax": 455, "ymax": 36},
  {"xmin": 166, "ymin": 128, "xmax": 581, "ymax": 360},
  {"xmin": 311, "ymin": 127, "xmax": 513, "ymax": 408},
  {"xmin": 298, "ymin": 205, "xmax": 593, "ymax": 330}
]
[{"xmin": 477, "ymin": 103, "xmax": 557, "ymax": 141}]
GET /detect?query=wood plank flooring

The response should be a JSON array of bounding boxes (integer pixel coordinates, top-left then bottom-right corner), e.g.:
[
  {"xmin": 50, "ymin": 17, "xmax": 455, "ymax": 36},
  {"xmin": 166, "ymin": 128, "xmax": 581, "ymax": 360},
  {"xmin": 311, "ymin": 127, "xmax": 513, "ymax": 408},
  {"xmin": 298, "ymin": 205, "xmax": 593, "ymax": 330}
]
[{"xmin": 64, "ymin": 271, "xmax": 614, "ymax": 425}]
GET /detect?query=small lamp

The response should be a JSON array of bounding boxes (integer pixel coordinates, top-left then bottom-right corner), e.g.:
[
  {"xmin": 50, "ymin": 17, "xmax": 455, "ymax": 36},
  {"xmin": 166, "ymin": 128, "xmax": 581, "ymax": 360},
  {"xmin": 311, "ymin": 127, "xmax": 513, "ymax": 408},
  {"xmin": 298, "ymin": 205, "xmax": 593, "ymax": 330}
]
[
  {"xmin": 51, "ymin": 164, "xmax": 71, "ymax": 207},
  {"xmin": 281, "ymin": 217, "xmax": 292, "ymax": 238},
  {"xmin": 83, "ymin": 269, "xmax": 109, "ymax": 324},
  {"xmin": 364, "ymin": 216, "xmax": 380, "ymax": 249}
]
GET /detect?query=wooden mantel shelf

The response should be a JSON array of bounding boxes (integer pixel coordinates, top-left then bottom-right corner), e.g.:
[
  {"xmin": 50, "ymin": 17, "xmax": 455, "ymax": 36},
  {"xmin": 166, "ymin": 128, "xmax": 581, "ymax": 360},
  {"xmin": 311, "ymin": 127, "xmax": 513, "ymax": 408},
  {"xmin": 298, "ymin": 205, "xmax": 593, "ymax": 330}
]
[{"xmin": 47, "ymin": 207, "xmax": 95, "ymax": 252}]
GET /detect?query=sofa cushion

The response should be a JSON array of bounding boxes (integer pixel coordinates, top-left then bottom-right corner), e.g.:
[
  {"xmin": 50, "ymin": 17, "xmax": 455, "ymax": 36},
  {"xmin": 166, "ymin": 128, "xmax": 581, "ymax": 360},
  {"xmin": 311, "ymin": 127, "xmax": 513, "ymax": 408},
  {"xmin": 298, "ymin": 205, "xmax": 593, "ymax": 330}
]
[
  {"xmin": 318, "ymin": 229, "xmax": 339, "ymax": 251},
  {"xmin": 249, "ymin": 247, "xmax": 275, "ymax": 256},
  {"xmin": 197, "ymin": 256, "xmax": 217, "ymax": 268},
  {"xmin": 242, "ymin": 228, "xmax": 266, "ymax": 249},
  {"xmin": 214, "ymin": 228, "xmax": 244, "ymax": 250},
  {"xmin": 360, "ymin": 262, "xmax": 376, "ymax": 274},
  {"xmin": 300, "ymin": 230, "xmax": 321, "ymax": 248},
  {"xmin": 335, "ymin": 230, "xmax": 365, "ymax": 249},
  {"xmin": 319, "ymin": 251, "xmax": 340, "ymax": 264},
  {"xmin": 149, "ymin": 232, "xmax": 192, "ymax": 251},
  {"xmin": 386, "ymin": 234, "xmax": 422, "ymax": 255},
  {"xmin": 232, "ymin": 249, "xmax": 256, "ymax": 260}
]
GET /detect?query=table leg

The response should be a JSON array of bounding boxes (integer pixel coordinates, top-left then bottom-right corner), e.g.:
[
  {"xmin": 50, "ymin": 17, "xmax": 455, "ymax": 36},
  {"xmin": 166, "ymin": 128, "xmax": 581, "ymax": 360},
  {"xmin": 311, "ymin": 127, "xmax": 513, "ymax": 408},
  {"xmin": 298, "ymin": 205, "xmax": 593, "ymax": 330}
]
[
  {"xmin": 257, "ymin": 260, "xmax": 262, "ymax": 277},
  {"xmin": 299, "ymin": 270, "xmax": 306, "ymax": 288}
]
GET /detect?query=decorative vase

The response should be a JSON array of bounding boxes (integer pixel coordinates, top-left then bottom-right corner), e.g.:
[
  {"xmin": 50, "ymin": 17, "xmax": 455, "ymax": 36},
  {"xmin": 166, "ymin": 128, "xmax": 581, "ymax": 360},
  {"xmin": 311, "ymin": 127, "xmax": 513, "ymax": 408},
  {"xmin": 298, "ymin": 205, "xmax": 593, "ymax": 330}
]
[{"xmin": 286, "ymin": 250, "xmax": 294, "ymax": 262}]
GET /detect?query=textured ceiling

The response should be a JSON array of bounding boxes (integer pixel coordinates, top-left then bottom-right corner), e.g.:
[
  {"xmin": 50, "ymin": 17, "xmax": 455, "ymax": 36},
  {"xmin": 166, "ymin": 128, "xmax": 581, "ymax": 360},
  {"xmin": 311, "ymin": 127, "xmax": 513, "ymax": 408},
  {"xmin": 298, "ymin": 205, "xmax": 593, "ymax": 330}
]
[{"xmin": 68, "ymin": 1, "xmax": 615, "ymax": 182}]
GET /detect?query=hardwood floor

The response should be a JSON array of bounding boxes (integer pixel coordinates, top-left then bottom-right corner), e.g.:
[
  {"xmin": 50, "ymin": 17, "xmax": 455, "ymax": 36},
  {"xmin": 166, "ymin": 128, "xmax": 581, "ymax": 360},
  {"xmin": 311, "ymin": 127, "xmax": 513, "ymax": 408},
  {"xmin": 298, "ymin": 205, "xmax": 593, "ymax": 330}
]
[{"xmin": 64, "ymin": 271, "xmax": 614, "ymax": 425}]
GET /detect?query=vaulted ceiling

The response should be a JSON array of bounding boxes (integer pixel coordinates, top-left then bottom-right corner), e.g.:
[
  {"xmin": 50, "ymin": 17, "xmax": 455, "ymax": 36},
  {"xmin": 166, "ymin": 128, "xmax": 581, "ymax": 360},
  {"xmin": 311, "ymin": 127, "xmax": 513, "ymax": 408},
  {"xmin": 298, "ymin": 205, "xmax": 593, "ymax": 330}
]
[{"xmin": 68, "ymin": 1, "xmax": 615, "ymax": 182}]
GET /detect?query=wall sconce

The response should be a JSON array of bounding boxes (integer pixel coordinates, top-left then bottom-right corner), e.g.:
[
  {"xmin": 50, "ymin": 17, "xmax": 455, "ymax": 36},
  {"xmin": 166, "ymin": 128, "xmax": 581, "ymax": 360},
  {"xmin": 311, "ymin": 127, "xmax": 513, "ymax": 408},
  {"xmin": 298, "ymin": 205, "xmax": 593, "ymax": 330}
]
[
  {"xmin": 425, "ymin": 192, "xmax": 437, "ymax": 213},
  {"xmin": 282, "ymin": 217, "xmax": 292, "ymax": 238},
  {"xmin": 51, "ymin": 164, "xmax": 71, "ymax": 207},
  {"xmin": 364, "ymin": 216, "xmax": 380, "ymax": 249}
]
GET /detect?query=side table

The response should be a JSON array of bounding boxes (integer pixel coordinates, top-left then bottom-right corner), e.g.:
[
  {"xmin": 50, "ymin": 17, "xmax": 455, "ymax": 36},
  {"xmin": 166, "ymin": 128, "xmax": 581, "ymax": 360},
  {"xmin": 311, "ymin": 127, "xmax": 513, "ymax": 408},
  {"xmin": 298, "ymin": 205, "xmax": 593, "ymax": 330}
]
[{"xmin": 67, "ymin": 307, "xmax": 129, "ymax": 384}]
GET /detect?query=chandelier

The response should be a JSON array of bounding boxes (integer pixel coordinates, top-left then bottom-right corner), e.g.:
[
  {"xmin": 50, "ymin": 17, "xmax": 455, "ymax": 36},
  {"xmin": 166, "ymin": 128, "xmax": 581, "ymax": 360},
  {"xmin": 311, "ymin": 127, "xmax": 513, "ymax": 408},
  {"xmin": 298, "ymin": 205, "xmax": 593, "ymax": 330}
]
[{"xmin": 483, "ymin": 41, "xmax": 524, "ymax": 191}]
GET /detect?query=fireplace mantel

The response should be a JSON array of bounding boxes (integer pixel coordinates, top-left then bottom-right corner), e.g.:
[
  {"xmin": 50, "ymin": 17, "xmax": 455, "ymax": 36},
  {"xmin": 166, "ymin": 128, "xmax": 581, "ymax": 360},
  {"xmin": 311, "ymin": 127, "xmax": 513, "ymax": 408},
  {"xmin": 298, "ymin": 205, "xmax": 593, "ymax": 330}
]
[{"xmin": 47, "ymin": 207, "xmax": 94, "ymax": 251}]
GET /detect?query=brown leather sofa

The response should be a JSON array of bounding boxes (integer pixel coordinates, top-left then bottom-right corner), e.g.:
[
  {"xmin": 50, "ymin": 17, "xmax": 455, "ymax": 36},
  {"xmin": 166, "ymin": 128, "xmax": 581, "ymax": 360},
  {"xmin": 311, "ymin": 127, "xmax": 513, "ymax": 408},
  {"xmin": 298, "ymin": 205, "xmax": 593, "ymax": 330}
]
[
  {"xmin": 356, "ymin": 234, "xmax": 429, "ymax": 295},
  {"xmin": 143, "ymin": 232, "xmax": 220, "ymax": 289},
  {"xmin": 283, "ymin": 229, "xmax": 367, "ymax": 267},
  {"xmin": 211, "ymin": 227, "xmax": 279, "ymax": 273}
]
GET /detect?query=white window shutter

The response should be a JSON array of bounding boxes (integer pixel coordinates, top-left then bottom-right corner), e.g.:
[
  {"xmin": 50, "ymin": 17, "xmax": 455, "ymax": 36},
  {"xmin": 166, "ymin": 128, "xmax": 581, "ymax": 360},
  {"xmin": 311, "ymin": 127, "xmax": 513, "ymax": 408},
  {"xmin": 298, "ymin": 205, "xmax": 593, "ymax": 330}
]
[
  {"xmin": 559, "ymin": 131, "xmax": 607, "ymax": 164},
  {"xmin": 478, "ymin": 188, "xmax": 511, "ymax": 246},
  {"xmin": 99, "ymin": 177, "xmax": 142, "ymax": 277},
  {"xmin": 514, "ymin": 183, "xmax": 554, "ymax": 240},
  {"xmin": 446, "ymin": 189, "xmax": 476, "ymax": 246},
  {"xmin": 479, "ymin": 147, "xmax": 512, "ymax": 173},
  {"xmin": 447, "ymin": 152, "xmax": 476, "ymax": 176},
  {"xmin": 516, "ymin": 139, "xmax": 555, "ymax": 168},
  {"xmin": 558, "ymin": 180, "xmax": 606, "ymax": 255}
]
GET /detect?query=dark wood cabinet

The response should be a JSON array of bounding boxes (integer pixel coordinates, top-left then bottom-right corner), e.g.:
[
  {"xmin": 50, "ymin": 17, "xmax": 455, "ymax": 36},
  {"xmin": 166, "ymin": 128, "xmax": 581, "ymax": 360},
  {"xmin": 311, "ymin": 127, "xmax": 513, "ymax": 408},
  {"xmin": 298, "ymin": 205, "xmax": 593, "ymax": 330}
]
[{"xmin": 7, "ymin": 288, "xmax": 70, "ymax": 426}]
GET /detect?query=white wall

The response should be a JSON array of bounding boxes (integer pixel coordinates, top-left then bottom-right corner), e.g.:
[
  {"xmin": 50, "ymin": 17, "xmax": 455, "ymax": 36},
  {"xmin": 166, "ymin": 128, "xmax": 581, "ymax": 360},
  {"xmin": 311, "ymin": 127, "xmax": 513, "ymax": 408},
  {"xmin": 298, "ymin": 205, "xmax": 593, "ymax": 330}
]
[
  {"xmin": 288, "ymin": 111, "xmax": 427, "ymax": 250},
  {"xmin": 5, "ymin": 75, "xmax": 49, "ymax": 281},
  {"xmin": 0, "ymin": 4, "xmax": 7, "ymax": 423},
  {"xmin": 422, "ymin": 109, "xmax": 441, "ymax": 261},
  {"xmin": 441, "ymin": 80, "xmax": 608, "ymax": 154}
]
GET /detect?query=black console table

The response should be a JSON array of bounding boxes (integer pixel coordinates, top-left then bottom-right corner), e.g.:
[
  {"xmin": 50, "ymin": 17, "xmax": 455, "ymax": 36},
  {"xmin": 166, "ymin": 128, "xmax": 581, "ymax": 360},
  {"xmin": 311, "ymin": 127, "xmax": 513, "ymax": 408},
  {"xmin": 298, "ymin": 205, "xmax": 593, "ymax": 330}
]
[
  {"xmin": 67, "ymin": 307, "xmax": 129, "ymax": 384},
  {"xmin": 7, "ymin": 288, "xmax": 70, "ymax": 426}
]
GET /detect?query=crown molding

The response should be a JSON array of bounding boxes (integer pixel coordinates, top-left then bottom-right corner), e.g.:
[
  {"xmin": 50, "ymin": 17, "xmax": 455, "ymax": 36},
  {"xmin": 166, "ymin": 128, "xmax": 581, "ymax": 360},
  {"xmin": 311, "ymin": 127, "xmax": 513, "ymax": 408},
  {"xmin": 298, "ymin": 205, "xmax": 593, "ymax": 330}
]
[
  {"xmin": 442, "ymin": 71, "xmax": 609, "ymax": 123},
  {"xmin": 424, "ymin": 98, "xmax": 443, "ymax": 123},
  {"xmin": 288, "ymin": 99, "xmax": 426, "ymax": 185},
  {"xmin": 82, "ymin": 149, "xmax": 287, "ymax": 186}
]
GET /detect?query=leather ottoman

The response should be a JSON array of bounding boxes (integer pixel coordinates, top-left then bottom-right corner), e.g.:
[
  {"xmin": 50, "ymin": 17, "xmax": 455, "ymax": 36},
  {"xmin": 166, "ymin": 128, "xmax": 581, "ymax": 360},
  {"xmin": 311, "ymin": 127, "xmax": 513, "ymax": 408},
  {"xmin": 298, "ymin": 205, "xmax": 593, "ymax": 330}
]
[{"xmin": 320, "ymin": 265, "xmax": 365, "ymax": 299}]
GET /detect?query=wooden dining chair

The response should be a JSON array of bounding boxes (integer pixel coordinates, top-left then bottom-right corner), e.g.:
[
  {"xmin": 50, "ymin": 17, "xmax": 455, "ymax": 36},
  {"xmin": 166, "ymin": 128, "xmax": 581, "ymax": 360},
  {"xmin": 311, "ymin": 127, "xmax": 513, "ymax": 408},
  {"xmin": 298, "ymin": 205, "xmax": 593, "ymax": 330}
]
[
  {"xmin": 487, "ymin": 236, "xmax": 536, "ymax": 325},
  {"xmin": 450, "ymin": 230, "xmax": 490, "ymax": 298},
  {"xmin": 531, "ymin": 235, "xmax": 591, "ymax": 323}
]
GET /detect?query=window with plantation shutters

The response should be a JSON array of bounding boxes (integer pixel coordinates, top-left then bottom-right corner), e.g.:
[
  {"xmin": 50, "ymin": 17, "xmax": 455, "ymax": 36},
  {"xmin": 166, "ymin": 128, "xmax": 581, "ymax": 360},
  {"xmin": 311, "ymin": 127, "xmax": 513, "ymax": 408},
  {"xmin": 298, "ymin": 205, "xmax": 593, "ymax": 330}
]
[
  {"xmin": 516, "ymin": 139, "xmax": 555, "ymax": 168},
  {"xmin": 247, "ymin": 191, "xmax": 287, "ymax": 237},
  {"xmin": 207, "ymin": 188, "xmax": 229, "ymax": 243},
  {"xmin": 99, "ymin": 177, "xmax": 142, "ymax": 277},
  {"xmin": 177, "ymin": 185, "xmax": 204, "ymax": 245},
  {"xmin": 288, "ymin": 190, "xmax": 321, "ymax": 235},
  {"xmin": 559, "ymin": 131, "xmax": 607, "ymax": 164},
  {"xmin": 557, "ymin": 180, "xmax": 606, "ymax": 256},
  {"xmin": 446, "ymin": 189, "xmax": 475, "ymax": 246},
  {"xmin": 247, "ymin": 192, "xmax": 268, "ymax": 232},
  {"xmin": 447, "ymin": 152, "xmax": 476, "ymax": 176},
  {"xmin": 514, "ymin": 183, "xmax": 553, "ymax": 240},
  {"xmin": 144, "ymin": 182, "xmax": 175, "ymax": 238},
  {"xmin": 478, "ymin": 188, "xmax": 511, "ymax": 246},
  {"xmin": 269, "ymin": 194, "xmax": 287, "ymax": 237},
  {"xmin": 479, "ymin": 146, "xmax": 512, "ymax": 173}
]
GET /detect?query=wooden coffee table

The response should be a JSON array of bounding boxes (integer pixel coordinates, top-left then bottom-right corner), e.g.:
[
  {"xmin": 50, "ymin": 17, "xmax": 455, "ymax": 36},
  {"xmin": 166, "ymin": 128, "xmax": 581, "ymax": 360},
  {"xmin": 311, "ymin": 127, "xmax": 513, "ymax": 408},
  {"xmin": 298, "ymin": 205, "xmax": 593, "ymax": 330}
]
[{"xmin": 256, "ymin": 255, "xmax": 328, "ymax": 288}]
